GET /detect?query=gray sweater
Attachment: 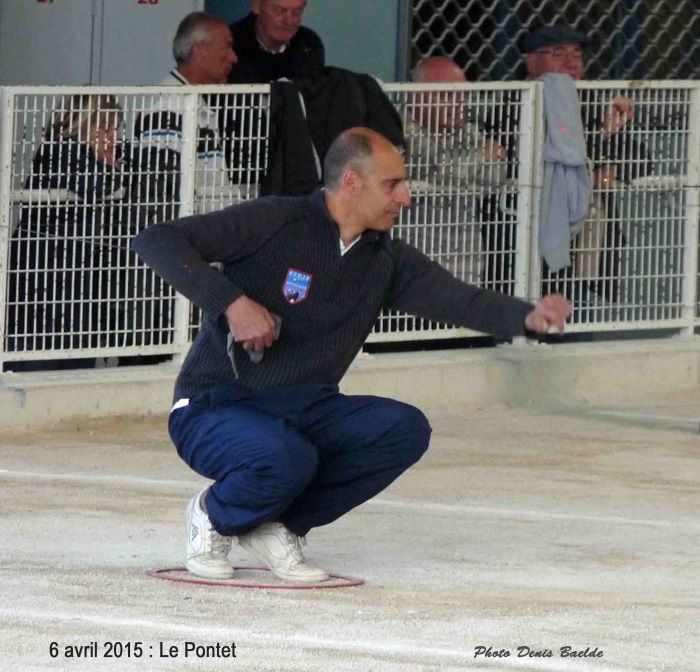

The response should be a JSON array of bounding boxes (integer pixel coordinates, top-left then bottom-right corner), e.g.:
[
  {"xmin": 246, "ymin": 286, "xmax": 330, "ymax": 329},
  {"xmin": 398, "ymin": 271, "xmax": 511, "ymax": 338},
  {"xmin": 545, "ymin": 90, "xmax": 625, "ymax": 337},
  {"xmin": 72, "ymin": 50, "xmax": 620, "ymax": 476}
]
[
  {"xmin": 131, "ymin": 190, "xmax": 534, "ymax": 401},
  {"xmin": 539, "ymin": 73, "xmax": 591, "ymax": 271}
]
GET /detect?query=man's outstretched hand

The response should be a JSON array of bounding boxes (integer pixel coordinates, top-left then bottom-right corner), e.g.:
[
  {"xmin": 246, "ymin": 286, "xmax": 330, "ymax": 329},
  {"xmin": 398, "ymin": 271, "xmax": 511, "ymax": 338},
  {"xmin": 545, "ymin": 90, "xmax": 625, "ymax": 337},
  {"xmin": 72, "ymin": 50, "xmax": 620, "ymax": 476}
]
[{"xmin": 524, "ymin": 293, "xmax": 572, "ymax": 335}]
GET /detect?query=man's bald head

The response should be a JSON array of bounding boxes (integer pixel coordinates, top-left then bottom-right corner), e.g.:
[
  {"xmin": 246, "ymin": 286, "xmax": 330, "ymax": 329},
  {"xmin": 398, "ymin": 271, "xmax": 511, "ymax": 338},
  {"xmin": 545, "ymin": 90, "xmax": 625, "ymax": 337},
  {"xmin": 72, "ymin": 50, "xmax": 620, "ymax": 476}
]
[
  {"xmin": 413, "ymin": 57, "xmax": 466, "ymax": 84},
  {"xmin": 322, "ymin": 128, "xmax": 410, "ymax": 238},
  {"xmin": 323, "ymin": 128, "xmax": 392, "ymax": 191},
  {"xmin": 412, "ymin": 57, "xmax": 467, "ymax": 131}
]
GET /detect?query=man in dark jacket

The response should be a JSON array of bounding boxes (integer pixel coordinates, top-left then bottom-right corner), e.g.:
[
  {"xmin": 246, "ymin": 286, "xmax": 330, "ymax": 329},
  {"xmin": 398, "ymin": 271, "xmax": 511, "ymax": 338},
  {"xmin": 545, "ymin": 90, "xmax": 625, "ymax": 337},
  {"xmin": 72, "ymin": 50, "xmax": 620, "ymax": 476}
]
[
  {"xmin": 218, "ymin": 2, "xmax": 323, "ymax": 192},
  {"xmin": 132, "ymin": 128, "xmax": 571, "ymax": 584},
  {"xmin": 227, "ymin": 0, "xmax": 324, "ymax": 84}
]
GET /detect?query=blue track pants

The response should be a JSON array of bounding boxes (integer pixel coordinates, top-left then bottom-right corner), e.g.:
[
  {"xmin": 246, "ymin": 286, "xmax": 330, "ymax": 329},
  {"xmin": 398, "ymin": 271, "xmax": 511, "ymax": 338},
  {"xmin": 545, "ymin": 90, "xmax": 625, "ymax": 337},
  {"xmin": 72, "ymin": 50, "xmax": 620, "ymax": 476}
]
[{"xmin": 168, "ymin": 382, "xmax": 432, "ymax": 537}]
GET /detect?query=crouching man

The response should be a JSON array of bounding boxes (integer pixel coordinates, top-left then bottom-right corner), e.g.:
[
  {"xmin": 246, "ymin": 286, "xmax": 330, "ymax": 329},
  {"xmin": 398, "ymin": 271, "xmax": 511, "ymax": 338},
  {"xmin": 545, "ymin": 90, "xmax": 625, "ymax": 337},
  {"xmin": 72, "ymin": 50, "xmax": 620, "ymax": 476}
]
[{"xmin": 132, "ymin": 128, "xmax": 570, "ymax": 582}]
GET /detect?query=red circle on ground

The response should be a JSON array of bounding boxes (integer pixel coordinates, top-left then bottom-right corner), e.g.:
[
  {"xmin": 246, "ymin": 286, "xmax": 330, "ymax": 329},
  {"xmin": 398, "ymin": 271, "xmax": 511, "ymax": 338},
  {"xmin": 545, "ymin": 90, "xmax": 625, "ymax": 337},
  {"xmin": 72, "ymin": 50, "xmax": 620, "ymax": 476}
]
[{"xmin": 146, "ymin": 566, "xmax": 364, "ymax": 590}]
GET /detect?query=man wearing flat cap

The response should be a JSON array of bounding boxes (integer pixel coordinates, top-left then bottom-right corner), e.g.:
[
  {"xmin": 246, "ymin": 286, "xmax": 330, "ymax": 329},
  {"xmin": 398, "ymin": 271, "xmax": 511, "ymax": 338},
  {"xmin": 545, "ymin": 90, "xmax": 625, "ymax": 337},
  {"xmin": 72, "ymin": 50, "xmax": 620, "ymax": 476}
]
[
  {"xmin": 524, "ymin": 25, "xmax": 635, "ymax": 141},
  {"xmin": 524, "ymin": 25, "xmax": 589, "ymax": 78},
  {"xmin": 479, "ymin": 22, "xmax": 651, "ymax": 307},
  {"xmin": 522, "ymin": 23, "xmax": 651, "ymax": 304}
]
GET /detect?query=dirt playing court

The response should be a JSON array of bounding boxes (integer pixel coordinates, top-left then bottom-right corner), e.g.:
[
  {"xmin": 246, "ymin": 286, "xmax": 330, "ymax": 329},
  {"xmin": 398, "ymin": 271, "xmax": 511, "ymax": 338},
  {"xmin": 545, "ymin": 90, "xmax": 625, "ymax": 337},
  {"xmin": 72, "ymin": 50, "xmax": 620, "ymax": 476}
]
[{"xmin": 1, "ymin": 391, "xmax": 698, "ymax": 671}]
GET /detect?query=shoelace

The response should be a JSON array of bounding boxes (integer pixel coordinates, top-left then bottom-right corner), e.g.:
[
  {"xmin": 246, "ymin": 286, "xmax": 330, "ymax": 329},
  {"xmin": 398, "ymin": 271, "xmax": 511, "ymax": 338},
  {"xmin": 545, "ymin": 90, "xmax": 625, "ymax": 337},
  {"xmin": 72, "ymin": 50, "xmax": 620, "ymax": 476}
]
[
  {"xmin": 208, "ymin": 523, "xmax": 232, "ymax": 558},
  {"xmin": 280, "ymin": 526, "xmax": 306, "ymax": 564}
]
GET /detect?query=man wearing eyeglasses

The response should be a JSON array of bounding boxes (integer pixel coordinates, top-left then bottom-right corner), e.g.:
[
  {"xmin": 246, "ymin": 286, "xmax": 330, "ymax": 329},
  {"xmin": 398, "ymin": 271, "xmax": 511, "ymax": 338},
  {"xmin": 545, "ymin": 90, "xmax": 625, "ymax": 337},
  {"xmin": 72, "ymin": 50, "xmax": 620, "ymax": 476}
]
[
  {"xmin": 522, "ymin": 24, "xmax": 652, "ymax": 305},
  {"xmin": 524, "ymin": 25, "xmax": 635, "ymax": 142}
]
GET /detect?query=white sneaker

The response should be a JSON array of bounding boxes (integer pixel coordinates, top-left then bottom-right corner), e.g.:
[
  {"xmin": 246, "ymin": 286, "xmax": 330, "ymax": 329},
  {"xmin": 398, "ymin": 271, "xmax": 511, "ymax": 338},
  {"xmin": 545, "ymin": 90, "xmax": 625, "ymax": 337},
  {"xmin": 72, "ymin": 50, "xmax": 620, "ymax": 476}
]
[
  {"xmin": 185, "ymin": 488, "xmax": 234, "ymax": 579},
  {"xmin": 238, "ymin": 522, "xmax": 329, "ymax": 583}
]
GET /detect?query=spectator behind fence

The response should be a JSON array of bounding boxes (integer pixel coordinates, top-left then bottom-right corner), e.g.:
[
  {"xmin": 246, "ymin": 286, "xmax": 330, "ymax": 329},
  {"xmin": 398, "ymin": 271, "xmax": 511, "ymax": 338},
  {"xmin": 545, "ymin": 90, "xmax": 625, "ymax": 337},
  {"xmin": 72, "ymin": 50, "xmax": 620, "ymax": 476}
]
[
  {"xmin": 134, "ymin": 12, "xmax": 239, "ymax": 214},
  {"xmin": 405, "ymin": 57, "xmax": 508, "ymax": 283},
  {"xmin": 227, "ymin": 0, "xmax": 324, "ymax": 84},
  {"xmin": 7, "ymin": 95, "xmax": 161, "ymax": 370},
  {"xmin": 132, "ymin": 127, "xmax": 571, "ymax": 584},
  {"xmin": 480, "ymin": 23, "xmax": 652, "ymax": 301},
  {"xmin": 218, "ymin": 2, "xmax": 325, "ymax": 192},
  {"xmin": 524, "ymin": 24, "xmax": 651, "ymax": 302}
]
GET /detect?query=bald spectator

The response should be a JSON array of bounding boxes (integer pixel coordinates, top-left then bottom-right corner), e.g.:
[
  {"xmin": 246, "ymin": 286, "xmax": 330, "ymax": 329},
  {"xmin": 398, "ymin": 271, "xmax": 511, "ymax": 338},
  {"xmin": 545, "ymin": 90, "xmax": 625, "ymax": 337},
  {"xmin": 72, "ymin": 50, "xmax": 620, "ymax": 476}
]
[
  {"xmin": 134, "ymin": 12, "xmax": 239, "ymax": 212},
  {"xmin": 410, "ymin": 58, "xmax": 507, "ymax": 189},
  {"xmin": 404, "ymin": 57, "xmax": 507, "ymax": 283},
  {"xmin": 227, "ymin": 0, "xmax": 324, "ymax": 84}
]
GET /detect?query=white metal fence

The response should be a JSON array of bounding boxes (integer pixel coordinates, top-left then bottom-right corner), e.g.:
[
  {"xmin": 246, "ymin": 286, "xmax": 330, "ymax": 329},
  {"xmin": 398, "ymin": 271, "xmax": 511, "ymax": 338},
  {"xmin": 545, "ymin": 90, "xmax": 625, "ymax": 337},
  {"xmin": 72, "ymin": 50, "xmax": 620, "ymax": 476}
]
[{"xmin": 0, "ymin": 81, "xmax": 698, "ymax": 368}]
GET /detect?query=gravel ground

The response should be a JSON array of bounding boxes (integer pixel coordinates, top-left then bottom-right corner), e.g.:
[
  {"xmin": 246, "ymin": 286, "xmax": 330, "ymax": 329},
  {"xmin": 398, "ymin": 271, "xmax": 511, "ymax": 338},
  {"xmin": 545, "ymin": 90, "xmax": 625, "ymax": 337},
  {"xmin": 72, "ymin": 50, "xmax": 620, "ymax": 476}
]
[{"xmin": 1, "ymin": 393, "xmax": 698, "ymax": 671}]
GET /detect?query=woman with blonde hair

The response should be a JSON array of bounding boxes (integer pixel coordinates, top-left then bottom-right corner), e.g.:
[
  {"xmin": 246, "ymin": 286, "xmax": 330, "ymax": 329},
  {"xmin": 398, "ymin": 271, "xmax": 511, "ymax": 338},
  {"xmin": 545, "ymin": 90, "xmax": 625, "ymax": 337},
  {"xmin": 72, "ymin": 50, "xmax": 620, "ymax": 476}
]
[
  {"xmin": 8, "ymin": 94, "xmax": 150, "ymax": 369},
  {"xmin": 50, "ymin": 93, "xmax": 124, "ymax": 166}
]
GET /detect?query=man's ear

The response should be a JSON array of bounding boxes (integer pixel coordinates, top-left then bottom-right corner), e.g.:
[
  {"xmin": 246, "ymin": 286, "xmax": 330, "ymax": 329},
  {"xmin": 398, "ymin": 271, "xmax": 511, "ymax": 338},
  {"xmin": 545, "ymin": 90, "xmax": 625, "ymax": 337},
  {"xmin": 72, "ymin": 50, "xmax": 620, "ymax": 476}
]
[
  {"xmin": 190, "ymin": 42, "xmax": 204, "ymax": 66},
  {"xmin": 250, "ymin": 0, "xmax": 262, "ymax": 16},
  {"xmin": 342, "ymin": 170, "xmax": 362, "ymax": 192},
  {"xmin": 525, "ymin": 53, "xmax": 537, "ymax": 77}
]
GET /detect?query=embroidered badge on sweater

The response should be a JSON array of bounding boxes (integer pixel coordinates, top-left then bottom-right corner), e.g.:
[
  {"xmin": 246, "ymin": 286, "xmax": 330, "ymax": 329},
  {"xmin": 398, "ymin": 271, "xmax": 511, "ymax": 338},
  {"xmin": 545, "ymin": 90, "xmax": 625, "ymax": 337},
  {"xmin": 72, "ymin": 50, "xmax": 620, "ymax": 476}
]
[{"xmin": 282, "ymin": 268, "xmax": 312, "ymax": 304}]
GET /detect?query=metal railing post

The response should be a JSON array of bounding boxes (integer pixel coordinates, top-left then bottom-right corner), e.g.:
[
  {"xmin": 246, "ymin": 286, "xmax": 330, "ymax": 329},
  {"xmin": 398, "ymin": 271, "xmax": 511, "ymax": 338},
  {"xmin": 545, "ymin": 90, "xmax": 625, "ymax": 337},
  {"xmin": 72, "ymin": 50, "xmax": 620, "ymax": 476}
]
[
  {"xmin": 0, "ymin": 87, "xmax": 14, "ymax": 369},
  {"xmin": 396, "ymin": 0, "xmax": 412, "ymax": 82},
  {"xmin": 680, "ymin": 84, "xmax": 700, "ymax": 337},
  {"xmin": 517, "ymin": 81, "xmax": 542, "ymax": 306},
  {"xmin": 170, "ymin": 91, "xmax": 198, "ymax": 364}
]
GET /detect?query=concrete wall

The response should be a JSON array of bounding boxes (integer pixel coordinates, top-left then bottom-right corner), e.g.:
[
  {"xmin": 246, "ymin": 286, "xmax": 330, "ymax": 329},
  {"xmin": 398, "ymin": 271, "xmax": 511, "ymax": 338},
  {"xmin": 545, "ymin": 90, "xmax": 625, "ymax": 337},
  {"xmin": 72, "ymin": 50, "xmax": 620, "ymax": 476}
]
[
  {"xmin": 204, "ymin": 0, "xmax": 248, "ymax": 24},
  {"xmin": 303, "ymin": 1, "xmax": 399, "ymax": 81},
  {"xmin": 0, "ymin": 0, "xmax": 203, "ymax": 86},
  {"xmin": 0, "ymin": 0, "xmax": 400, "ymax": 85},
  {"xmin": 1, "ymin": 339, "xmax": 698, "ymax": 430}
]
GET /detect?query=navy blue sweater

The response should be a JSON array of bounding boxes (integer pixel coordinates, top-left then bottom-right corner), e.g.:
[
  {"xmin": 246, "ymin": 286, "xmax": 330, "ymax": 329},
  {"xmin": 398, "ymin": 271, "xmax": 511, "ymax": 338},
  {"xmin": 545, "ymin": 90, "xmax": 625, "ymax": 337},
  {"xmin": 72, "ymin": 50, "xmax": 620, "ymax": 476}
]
[{"xmin": 132, "ymin": 190, "xmax": 534, "ymax": 401}]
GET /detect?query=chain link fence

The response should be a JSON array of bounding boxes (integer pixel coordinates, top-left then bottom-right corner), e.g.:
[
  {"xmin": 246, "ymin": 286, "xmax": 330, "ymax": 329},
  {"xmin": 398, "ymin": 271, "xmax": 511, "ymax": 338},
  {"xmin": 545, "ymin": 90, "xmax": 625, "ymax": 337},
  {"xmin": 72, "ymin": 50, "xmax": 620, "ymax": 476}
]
[{"xmin": 411, "ymin": 0, "xmax": 700, "ymax": 81}]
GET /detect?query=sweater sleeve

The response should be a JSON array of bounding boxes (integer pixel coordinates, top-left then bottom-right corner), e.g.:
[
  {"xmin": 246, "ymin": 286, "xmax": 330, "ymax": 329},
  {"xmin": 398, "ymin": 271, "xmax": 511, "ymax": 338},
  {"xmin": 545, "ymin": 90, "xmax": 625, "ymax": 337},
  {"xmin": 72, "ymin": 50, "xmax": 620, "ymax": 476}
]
[
  {"xmin": 131, "ymin": 196, "xmax": 293, "ymax": 317},
  {"xmin": 385, "ymin": 239, "xmax": 534, "ymax": 339}
]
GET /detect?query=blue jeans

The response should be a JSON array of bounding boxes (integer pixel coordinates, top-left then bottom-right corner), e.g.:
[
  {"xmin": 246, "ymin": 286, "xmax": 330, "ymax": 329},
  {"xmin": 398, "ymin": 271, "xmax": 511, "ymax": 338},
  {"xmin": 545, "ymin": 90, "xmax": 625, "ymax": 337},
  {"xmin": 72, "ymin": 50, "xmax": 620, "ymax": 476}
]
[{"xmin": 168, "ymin": 382, "xmax": 432, "ymax": 537}]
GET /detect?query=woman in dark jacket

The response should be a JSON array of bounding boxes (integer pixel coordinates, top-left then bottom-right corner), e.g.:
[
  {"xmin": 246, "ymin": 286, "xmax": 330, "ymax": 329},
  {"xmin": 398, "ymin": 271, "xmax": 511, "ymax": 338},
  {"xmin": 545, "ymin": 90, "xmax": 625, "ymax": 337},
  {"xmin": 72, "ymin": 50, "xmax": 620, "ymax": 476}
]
[{"xmin": 7, "ymin": 94, "xmax": 171, "ymax": 368}]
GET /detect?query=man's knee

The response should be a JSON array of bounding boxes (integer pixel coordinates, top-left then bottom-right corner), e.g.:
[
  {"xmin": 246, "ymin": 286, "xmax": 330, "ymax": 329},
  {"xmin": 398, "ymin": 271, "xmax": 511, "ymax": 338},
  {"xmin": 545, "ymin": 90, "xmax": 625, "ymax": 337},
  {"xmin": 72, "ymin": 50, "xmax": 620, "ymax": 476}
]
[
  {"xmin": 261, "ymin": 438, "xmax": 320, "ymax": 498},
  {"xmin": 382, "ymin": 399, "xmax": 432, "ymax": 464}
]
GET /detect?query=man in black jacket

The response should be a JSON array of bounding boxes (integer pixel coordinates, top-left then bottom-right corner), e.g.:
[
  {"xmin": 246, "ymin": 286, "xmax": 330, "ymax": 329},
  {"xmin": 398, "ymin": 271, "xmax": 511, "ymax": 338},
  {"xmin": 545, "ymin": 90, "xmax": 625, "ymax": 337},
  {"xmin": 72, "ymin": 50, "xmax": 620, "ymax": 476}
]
[
  {"xmin": 227, "ymin": 0, "xmax": 324, "ymax": 84},
  {"xmin": 218, "ymin": 2, "xmax": 324, "ymax": 193},
  {"xmin": 132, "ymin": 128, "xmax": 571, "ymax": 584}
]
